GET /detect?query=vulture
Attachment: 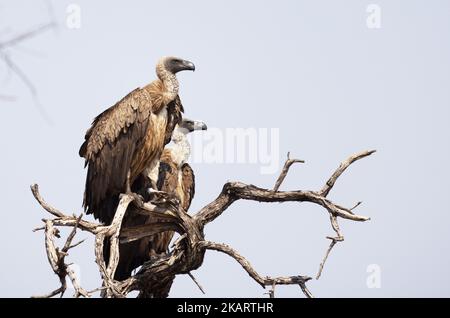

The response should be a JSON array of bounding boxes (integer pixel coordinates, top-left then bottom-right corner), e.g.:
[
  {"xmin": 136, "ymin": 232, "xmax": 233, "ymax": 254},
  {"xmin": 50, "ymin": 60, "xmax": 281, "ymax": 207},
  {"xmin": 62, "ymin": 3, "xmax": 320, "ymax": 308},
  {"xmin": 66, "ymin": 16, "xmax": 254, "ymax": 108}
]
[
  {"xmin": 79, "ymin": 56, "xmax": 195, "ymax": 225},
  {"xmin": 113, "ymin": 118, "xmax": 207, "ymax": 281}
]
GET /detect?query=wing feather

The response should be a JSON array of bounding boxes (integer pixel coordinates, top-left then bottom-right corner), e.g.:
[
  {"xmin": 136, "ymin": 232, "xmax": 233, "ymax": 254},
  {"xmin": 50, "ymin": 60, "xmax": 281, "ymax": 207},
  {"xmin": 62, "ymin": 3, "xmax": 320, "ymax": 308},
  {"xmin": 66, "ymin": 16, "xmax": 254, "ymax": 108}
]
[
  {"xmin": 79, "ymin": 88, "xmax": 150, "ymax": 160},
  {"xmin": 79, "ymin": 88, "xmax": 152, "ymax": 224},
  {"xmin": 98, "ymin": 94, "xmax": 185, "ymax": 278},
  {"xmin": 164, "ymin": 95, "xmax": 184, "ymax": 146},
  {"xmin": 181, "ymin": 163, "xmax": 195, "ymax": 211}
]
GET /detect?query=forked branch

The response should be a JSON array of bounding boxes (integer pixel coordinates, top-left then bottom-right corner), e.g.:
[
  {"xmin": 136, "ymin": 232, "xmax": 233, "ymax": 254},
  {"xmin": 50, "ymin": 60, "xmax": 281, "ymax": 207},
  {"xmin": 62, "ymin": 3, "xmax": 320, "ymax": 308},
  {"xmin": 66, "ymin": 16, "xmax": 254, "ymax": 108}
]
[
  {"xmin": 32, "ymin": 215, "xmax": 89, "ymax": 298},
  {"xmin": 199, "ymin": 241, "xmax": 313, "ymax": 298}
]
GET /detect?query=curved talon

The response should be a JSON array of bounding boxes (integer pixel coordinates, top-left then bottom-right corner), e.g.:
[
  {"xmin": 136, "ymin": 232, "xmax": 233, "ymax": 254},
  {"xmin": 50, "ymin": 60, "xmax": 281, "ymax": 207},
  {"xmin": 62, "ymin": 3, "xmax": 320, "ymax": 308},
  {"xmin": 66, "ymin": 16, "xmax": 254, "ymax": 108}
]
[
  {"xmin": 148, "ymin": 189, "xmax": 175, "ymax": 203},
  {"xmin": 147, "ymin": 188, "xmax": 167, "ymax": 195},
  {"xmin": 128, "ymin": 193, "xmax": 145, "ymax": 208}
]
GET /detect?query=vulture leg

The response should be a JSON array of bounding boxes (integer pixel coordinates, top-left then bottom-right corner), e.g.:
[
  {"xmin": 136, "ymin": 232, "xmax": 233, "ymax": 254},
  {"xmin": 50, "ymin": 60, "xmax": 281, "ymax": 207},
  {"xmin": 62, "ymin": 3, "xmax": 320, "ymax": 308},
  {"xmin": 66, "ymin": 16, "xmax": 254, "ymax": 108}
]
[
  {"xmin": 147, "ymin": 188, "xmax": 168, "ymax": 196},
  {"xmin": 125, "ymin": 170, "xmax": 133, "ymax": 195},
  {"xmin": 148, "ymin": 249, "xmax": 169, "ymax": 262},
  {"xmin": 124, "ymin": 169, "xmax": 145, "ymax": 208},
  {"xmin": 150, "ymin": 179, "xmax": 158, "ymax": 192}
]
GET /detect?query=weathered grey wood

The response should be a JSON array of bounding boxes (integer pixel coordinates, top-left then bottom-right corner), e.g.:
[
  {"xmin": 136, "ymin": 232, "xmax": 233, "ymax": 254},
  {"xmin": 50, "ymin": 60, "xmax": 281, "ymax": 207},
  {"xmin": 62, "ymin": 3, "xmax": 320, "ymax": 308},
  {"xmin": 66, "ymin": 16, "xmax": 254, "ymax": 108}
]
[{"xmin": 31, "ymin": 150, "xmax": 375, "ymax": 298}]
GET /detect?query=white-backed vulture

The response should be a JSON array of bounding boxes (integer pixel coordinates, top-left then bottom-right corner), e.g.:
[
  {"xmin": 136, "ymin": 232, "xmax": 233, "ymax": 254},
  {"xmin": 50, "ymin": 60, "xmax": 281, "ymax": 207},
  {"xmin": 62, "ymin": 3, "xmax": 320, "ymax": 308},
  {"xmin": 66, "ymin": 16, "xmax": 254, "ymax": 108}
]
[
  {"xmin": 79, "ymin": 56, "xmax": 195, "ymax": 225},
  {"xmin": 113, "ymin": 118, "xmax": 207, "ymax": 281}
]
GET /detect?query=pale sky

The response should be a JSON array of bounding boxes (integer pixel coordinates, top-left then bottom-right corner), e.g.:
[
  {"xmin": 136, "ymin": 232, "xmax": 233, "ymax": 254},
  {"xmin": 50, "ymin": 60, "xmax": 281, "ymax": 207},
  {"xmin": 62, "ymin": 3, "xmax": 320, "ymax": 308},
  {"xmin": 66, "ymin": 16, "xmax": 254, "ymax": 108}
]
[{"xmin": 0, "ymin": 0, "xmax": 449, "ymax": 297}]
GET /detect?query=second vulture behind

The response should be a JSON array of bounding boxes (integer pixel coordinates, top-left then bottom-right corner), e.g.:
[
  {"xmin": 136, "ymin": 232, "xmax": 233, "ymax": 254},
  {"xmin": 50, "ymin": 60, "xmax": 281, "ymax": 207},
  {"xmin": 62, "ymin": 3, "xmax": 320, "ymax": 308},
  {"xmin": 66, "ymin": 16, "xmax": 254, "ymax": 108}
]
[{"xmin": 114, "ymin": 117, "xmax": 208, "ymax": 281}]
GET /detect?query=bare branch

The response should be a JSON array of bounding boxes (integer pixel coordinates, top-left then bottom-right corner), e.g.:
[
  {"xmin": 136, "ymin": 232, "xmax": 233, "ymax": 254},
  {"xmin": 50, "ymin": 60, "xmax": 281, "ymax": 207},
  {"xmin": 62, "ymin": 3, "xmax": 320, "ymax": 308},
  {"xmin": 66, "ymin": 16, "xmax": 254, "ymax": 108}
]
[
  {"xmin": 0, "ymin": 23, "xmax": 56, "ymax": 50},
  {"xmin": 31, "ymin": 184, "xmax": 102, "ymax": 233},
  {"xmin": 32, "ymin": 225, "xmax": 45, "ymax": 232},
  {"xmin": 2, "ymin": 50, "xmax": 53, "ymax": 123},
  {"xmin": 32, "ymin": 287, "xmax": 66, "ymax": 299},
  {"xmin": 67, "ymin": 239, "xmax": 86, "ymax": 250},
  {"xmin": 194, "ymin": 150, "xmax": 374, "ymax": 228},
  {"xmin": 66, "ymin": 266, "xmax": 89, "ymax": 298},
  {"xmin": 188, "ymin": 272, "xmax": 206, "ymax": 295},
  {"xmin": 195, "ymin": 183, "xmax": 370, "ymax": 228},
  {"xmin": 31, "ymin": 184, "xmax": 65, "ymax": 218},
  {"xmin": 273, "ymin": 152, "xmax": 305, "ymax": 191},
  {"xmin": 350, "ymin": 201, "xmax": 363, "ymax": 211},
  {"xmin": 320, "ymin": 150, "xmax": 376, "ymax": 197},
  {"xmin": 315, "ymin": 210, "xmax": 345, "ymax": 279},
  {"xmin": 316, "ymin": 238, "xmax": 339, "ymax": 280},
  {"xmin": 32, "ymin": 150, "xmax": 374, "ymax": 298},
  {"xmin": 106, "ymin": 195, "xmax": 134, "ymax": 281},
  {"xmin": 62, "ymin": 214, "xmax": 83, "ymax": 252},
  {"xmin": 0, "ymin": 8, "xmax": 57, "ymax": 123},
  {"xmin": 0, "ymin": 94, "xmax": 16, "ymax": 102},
  {"xmin": 200, "ymin": 241, "xmax": 313, "ymax": 298},
  {"xmin": 32, "ymin": 216, "xmax": 90, "ymax": 298},
  {"xmin": 1, "ymin": 53, "xmax": 37, "ymax": 96},
  {"xmin": 299, "ymin": 283, "xmax": 314, "ymax": 298}
]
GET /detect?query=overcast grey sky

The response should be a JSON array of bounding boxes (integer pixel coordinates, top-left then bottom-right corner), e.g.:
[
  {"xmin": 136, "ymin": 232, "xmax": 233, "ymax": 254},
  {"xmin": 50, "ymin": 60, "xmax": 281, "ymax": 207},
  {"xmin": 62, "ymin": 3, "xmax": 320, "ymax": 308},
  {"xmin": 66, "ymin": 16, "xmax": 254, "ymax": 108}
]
[{"xmin": 0, "ymin": 0, "xmax": 449, "ymax": 298}]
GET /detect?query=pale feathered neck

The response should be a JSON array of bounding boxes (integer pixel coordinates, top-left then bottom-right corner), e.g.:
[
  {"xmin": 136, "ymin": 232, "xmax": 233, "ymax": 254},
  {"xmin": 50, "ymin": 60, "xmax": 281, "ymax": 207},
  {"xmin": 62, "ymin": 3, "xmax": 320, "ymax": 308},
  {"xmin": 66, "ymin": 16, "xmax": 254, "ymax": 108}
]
[
  {"xmin": 168, "ymin": 129, "xmax": 190, "ymax": 167},
  {"xmin": 156, "ymin": 58, "xmax": 179, "ymax": 101}
]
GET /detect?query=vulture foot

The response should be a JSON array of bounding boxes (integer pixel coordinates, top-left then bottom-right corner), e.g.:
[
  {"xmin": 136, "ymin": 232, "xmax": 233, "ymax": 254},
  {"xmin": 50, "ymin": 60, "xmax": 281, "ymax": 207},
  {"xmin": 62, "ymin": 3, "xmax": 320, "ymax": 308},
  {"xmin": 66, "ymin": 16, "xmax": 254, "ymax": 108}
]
[{"xmin": 129, "ymin": 192, "xmax": 145, "ymax": 208}]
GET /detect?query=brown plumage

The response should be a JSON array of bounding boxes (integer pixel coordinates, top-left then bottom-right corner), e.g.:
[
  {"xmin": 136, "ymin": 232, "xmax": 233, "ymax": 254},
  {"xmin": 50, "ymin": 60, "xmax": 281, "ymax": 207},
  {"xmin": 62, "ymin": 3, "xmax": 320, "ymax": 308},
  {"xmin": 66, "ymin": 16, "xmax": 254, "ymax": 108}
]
[
  {"xmin": 113, "ymin": 119, "xmax": 207, "ymax": 282},
  {"xmin": 79, "ymin": 56, "xmax": 194, "ymax": 225},
  {"xmin": 147, "ymin": 151, "xmax": 196, "ymax": 253}
]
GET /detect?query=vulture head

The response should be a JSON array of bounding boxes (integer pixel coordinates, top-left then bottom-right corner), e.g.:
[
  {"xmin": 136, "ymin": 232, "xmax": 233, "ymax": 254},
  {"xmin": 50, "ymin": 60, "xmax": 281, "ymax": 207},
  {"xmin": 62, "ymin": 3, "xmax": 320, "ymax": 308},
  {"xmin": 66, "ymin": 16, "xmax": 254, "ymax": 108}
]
[
  {"xmin": 158, "ymin": 56, "xmax": 195, "ymax": 75},
  {"xmin": 172, "ymin": 118, "xmax": 207, "ymax": 141}
]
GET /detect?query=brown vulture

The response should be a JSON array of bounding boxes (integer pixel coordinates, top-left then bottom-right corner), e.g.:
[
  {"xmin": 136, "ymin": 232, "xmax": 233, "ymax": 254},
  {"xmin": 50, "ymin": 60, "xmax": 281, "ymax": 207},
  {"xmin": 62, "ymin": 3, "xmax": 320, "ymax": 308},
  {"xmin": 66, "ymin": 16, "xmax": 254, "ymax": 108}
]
[
  {"xmin": 113, "ymin": 118, "xmax": 207, "ymax": 281},
  {"xmin": 79, "ymin": 56, "xmax": 195, "ymax": 225}
]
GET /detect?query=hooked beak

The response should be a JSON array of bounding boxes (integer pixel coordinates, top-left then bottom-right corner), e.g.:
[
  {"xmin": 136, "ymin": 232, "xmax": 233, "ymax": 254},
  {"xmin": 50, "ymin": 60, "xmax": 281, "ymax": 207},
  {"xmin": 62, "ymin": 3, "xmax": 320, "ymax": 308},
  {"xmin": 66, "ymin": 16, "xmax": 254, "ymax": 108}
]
[
  {"xmin": 193, "ymin": 120, "xmax": 207, "ymax": 131},
  {"xmin": 182, "ymin": 60, "xmax": 195, "ymax": 72},
  {"xmin": 180, "ymin": 118, "xmax": 207, "ymax": 132}
]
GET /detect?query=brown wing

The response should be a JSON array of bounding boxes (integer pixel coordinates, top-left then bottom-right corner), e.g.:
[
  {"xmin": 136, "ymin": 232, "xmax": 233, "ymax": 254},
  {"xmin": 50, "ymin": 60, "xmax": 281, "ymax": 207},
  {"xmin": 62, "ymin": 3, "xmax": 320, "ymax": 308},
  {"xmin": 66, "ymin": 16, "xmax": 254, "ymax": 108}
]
[
  {"xmin": 79, "ymin": 88, "xmax": 152, "ymax": 160},
  {"xmin": 138, "ymin": 152, "xmax": 179, "ymax": 255},
  {"xmin": 180, "ymin": 163, "xmax": 195, "ymax": 211},
  {"xmin": 164, "ymin": 95, "xmax": 184, "ymax": 146},
  {"xmin": 106, "ymin": 100, "xmax": 184, "ymax": 279},
  {"xmin": 155, "ymin": 154, "xmax": 195, "ymax": 211},
  {"xmin": 110, "ymin": 161, "xmax": 196, "ymax": 281},
  {"xmin": 156, "ymin": 150, "xmax": 178, "ymax": 193},
  {"xmin": 79, "ymin": 88, "xmax": 153, "ymax": 224}
]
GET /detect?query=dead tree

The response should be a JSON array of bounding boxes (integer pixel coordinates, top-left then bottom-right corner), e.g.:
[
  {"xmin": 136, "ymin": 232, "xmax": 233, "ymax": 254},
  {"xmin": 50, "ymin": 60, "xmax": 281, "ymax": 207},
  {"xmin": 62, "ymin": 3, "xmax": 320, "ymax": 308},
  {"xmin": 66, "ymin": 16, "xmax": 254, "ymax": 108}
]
[
  {"xmin": 32, "ymin": 150, "xmax": 375, "ymax": 298},
  {"xmin": 0, "ymin": 1, "xmax": 56, "ymax": 122}
]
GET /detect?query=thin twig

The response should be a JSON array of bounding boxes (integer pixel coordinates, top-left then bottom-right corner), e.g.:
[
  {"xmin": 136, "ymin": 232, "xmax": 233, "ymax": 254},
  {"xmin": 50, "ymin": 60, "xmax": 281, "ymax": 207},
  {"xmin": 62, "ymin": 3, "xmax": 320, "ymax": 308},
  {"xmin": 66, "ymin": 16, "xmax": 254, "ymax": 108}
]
[
  {"xmin": 200, "ymin": 241, "xmax": 313, "ymax": 298},
  {"xmin": 299, "ymin": 283, "xmax": 314, "ymax": 298},
  {"xmin": 31, "ymin": 286, "xmax": 65, "ymax": 299},
  {"xmin": 2, "ymin": 53, "xmax": 36, "ymax": 95},
  {"xmin": 350, "ymin": 201, "xmax": 362, "ymax": 211},
  {"xmin": 0, "ymin": 23, "xmax": 56, "ymax": 50},
  {"xmin": 0, "ymin": 15, "xmax": 57, "ymax": 124},
  {"xmin": 0, "ymin": 94, "xmax": 16, "ymax": 102},
  {"xmin": 320, "ymin": 150, "xmax": 376, "ymax": 197},
  {"xmin": 62, "ymin": 214, "xmax": 83, "ymax": 252},
  {"xmin": 316, "ymin": 238, "xmax": 338, "ymax": 280},
  {"xmin": 32, "ymin": 226, "xmax": 45, "ymax": 232},
  {"xmin": 188, "ymin": 272, "xmax": 205, "ymax": 295},
  {"xmin": 273, "ymin": 152, "xmax": 305, "ymax": 192}
]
